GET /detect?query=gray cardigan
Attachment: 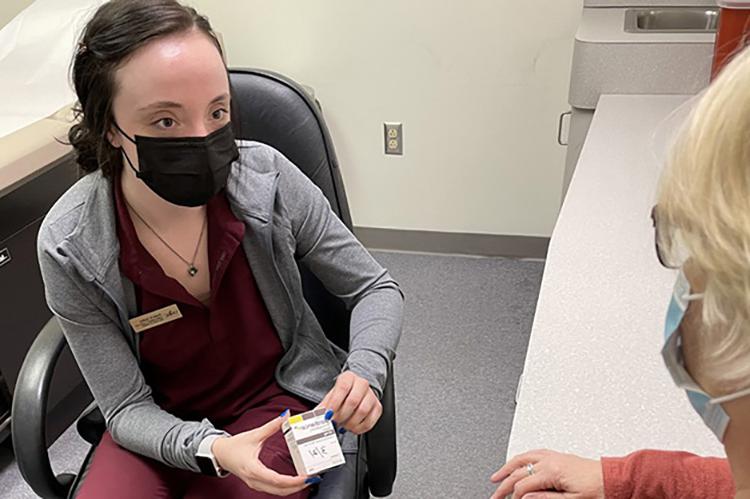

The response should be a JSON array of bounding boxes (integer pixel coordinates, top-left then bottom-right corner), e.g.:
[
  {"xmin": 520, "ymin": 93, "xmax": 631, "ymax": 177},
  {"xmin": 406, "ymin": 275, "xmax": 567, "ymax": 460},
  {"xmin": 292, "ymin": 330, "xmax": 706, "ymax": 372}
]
[{"xmin": 36, "ymin": 141, "xmax": 404, "ymax": 473}]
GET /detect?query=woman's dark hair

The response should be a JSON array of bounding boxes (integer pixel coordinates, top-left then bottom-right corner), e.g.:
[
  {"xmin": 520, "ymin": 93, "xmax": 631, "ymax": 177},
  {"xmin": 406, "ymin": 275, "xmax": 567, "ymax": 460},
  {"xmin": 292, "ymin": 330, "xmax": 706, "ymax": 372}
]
[{"xmin": 68, "ymin": 0, "xmax": 227, "ymax": 178}]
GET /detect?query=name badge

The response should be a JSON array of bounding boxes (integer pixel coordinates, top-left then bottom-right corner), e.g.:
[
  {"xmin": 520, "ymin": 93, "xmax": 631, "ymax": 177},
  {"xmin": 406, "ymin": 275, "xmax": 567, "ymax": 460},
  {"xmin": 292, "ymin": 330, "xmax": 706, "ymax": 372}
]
[{"xmin": 128, "ymin": 304, "xmax": 183, "ymax": 333}]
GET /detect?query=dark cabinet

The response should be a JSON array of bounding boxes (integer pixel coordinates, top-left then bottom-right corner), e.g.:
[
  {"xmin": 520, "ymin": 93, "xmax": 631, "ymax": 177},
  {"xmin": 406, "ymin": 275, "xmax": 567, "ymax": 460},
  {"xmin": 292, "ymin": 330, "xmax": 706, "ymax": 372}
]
[{"xmin": 0, "ymin": 155, "xmax": 92, "ymax": 444}]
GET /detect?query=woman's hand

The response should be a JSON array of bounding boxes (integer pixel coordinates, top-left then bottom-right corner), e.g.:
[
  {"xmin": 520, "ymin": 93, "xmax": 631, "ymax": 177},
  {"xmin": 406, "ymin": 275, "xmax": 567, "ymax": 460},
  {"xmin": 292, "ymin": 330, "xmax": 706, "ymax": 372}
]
[
  {"xmin": 490, "ymin": 449, "xmax": 604, "ymax": 499},
  {"xmin": 212, "ymin": 414, "xmax": 316, "ymax": 496},
  {"xmin": 319, "ymin": 371, "xmax": 382, "ymax": 435}
]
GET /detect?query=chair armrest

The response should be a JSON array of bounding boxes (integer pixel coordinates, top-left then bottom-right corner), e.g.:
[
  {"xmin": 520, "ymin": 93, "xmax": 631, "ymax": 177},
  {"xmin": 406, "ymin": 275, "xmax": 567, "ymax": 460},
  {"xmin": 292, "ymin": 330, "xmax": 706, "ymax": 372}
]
[
  {"xmin": 11, "ymin": 317, "xmax": 75, "ymax": 499},
  {"xmin": 364, "ymin": 364, "xmax": 397, "ymax": 497},
  {"xmin": 76, "ymin": 404, "xmax": 104, "ymax": 447}
]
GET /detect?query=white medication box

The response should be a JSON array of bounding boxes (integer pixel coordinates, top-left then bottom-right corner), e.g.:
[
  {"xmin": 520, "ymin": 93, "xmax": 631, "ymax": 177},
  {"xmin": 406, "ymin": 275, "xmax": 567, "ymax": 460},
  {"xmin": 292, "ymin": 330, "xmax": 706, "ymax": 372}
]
[{"xmin": 282, "ymin": 408, "xmax": 346, "ymax": 476}]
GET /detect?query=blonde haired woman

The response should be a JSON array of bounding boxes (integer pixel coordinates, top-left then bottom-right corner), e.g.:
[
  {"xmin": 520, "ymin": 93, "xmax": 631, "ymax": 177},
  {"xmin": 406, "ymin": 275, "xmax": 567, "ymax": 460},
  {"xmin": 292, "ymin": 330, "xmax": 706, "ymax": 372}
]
[{"xmin": 490, "ymin": 44, "xmax": 750, "ymax": 499}]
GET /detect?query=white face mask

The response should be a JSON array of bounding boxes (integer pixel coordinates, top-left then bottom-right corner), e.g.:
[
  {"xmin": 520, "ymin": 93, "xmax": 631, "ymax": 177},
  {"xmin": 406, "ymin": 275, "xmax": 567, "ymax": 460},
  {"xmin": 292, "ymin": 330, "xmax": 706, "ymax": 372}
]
[{"xmin": 661, "ymin": 269, "xmax": 750, "ymax": 441}]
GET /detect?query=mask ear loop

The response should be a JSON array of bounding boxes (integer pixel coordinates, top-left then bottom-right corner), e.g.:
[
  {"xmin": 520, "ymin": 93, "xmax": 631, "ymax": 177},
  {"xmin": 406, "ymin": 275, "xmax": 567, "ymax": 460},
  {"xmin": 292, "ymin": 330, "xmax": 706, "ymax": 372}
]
[
  {"xmin": 113, "ymin": 121, "xmax": 136, "ymax": 144},
  {"xmin": 684, "ymin": 292, "xmax": 705, "ymax": 301},
  {"xmin": 709, "ymin": 385, "xmax": 750, "ymax": 405},
  {"xmin": 113, "ymin": 122, "xmax": 143, "ymax": 178}
]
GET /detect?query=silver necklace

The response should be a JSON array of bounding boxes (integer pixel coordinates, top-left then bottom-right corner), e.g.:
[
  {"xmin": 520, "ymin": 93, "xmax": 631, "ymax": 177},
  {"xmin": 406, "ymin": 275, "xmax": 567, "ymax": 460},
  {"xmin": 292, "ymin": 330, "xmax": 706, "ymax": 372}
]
[{"xmin": 126, "ymin": 201, "xmax": 207, "ymax": 277}]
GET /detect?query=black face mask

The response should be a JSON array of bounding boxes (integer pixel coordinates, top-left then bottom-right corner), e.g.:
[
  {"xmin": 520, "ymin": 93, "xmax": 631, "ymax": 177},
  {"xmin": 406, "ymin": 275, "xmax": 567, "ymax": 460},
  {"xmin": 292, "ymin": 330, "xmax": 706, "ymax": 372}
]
[{"xmin": 115, "ymin": 122, "xmax": 240, "ymax": 207}]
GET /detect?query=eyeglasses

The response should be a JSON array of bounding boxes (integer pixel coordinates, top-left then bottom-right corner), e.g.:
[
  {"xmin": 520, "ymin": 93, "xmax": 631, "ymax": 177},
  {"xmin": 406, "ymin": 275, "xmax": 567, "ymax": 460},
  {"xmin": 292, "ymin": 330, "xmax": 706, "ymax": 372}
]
[{"xmin": 651, "ymin": 205, "xmax": 680, "ymax": 269}]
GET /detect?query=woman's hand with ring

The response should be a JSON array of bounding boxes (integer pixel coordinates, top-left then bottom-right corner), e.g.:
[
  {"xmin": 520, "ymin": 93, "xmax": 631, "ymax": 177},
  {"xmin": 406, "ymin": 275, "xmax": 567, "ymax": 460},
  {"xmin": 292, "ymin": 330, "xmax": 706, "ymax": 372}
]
[{"xmin": 489, "ymin": 449, "xmax": 604, "ymax": 499}]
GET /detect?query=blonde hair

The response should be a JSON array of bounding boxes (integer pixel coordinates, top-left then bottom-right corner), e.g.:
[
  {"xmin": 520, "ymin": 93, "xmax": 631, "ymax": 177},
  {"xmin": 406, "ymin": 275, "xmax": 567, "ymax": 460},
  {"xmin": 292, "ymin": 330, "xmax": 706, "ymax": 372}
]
[{"xmin": 657, "ymin": 45, "xmax": 750, "ymax": 394}]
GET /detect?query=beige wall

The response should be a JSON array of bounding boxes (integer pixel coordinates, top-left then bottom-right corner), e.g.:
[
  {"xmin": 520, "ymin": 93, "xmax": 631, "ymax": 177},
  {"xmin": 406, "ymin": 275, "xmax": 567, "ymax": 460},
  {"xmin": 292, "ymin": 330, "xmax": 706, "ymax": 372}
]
[
  {"xmin": 0, "ymin": 0, "xmax": 33, "ymax": 28},
  {"xmin": 192, "ymin": 1, "xmax": 582, "ymax": 237}
]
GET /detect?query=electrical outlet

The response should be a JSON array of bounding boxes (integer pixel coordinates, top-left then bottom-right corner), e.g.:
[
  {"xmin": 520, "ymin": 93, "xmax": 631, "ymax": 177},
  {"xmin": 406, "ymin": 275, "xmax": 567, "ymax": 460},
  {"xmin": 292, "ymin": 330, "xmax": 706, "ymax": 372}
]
[{"xmin": 384, "ymin": 123, "xmax": 403, "ymax": 155}]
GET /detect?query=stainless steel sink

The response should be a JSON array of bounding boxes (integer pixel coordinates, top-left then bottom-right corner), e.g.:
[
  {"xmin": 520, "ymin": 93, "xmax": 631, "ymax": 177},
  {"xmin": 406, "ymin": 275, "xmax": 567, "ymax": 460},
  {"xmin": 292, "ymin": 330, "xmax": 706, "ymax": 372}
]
[{"xmin": 624, "ymin": 8, "xmax": 718, "ymax": 33}]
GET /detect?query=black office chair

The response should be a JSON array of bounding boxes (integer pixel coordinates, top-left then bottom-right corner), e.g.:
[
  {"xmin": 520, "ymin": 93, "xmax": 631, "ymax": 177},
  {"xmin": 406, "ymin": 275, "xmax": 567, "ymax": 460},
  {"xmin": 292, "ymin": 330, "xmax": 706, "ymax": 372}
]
[{"xmin": 11, "ymin": 68, "xmax": 397, "ymax": 499}]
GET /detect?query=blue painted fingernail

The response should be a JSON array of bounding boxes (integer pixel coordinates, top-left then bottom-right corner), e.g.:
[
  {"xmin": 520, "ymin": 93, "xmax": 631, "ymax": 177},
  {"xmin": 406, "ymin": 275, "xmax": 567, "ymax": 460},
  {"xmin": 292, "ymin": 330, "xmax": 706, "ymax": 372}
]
[
  {"xmin": 338, "ymin": 427, "xmax": 347, "ymax": 434},
  {"xmin": 280, "ymin": 409, "xmax": 289, "ymax": 417},
  {"xmin": 305, "ymin": 476, "xmax": 322, "ymax": 485},
  {"xmin": 324, "ymin": 409, "xmax": 334, "ymax": 421}
]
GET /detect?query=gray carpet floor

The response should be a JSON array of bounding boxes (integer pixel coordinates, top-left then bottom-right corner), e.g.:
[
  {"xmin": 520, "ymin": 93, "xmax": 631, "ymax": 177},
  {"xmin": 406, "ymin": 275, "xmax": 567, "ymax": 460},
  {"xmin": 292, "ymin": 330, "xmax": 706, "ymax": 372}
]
[{"xmin": 0, "ymin": 250, "xmax": 544, "ymax": 498}]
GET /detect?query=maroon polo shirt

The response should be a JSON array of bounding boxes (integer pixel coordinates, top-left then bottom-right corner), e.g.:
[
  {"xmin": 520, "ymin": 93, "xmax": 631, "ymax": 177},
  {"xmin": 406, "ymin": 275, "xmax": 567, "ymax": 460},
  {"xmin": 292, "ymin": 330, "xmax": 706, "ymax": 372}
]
[{"xmin": 113, "ymin": 173, "xmax": 310, "ymax": 427}]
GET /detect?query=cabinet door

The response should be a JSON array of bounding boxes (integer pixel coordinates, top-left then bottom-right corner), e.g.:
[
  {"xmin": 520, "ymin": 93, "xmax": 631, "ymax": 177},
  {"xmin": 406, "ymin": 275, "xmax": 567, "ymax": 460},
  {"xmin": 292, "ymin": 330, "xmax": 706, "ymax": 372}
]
[
  {"xmin": 0, "ymin": 156, "xmax": 89, "ymax": 443},
  {"xmin": 0, "ymin": 218, "xmax": 85, "ymax": 407}
]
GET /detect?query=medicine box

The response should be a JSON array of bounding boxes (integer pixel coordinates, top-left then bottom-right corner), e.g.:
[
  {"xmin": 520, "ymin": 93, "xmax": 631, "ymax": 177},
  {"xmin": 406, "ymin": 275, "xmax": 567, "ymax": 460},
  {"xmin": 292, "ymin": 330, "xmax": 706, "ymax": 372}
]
[{"xmin": 282, "ymin": 407, "xmax": 346, "ymax": 476}]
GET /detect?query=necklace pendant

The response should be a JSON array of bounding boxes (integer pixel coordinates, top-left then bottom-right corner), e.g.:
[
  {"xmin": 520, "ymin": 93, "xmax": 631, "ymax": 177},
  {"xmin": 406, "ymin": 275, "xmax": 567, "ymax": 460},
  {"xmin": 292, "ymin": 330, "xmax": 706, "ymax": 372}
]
[{"xmin": 188, "ymin": 265, "xmax": 198, "ymax": 277}]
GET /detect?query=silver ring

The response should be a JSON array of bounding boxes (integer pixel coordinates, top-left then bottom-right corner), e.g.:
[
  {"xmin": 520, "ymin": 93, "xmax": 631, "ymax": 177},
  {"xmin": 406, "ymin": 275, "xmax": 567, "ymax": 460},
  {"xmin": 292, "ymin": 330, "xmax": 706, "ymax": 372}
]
[{"xmin": 526, "ymin": 463, "xmax": 535, "ymax": 476}]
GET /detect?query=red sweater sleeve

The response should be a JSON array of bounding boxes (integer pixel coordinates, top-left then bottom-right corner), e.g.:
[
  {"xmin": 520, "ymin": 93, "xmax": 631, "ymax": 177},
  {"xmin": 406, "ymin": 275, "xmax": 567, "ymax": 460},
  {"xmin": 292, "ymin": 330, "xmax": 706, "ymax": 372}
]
[{"xmin": 601, "ymin": 449, "xmax": 734, "ymax": 499}]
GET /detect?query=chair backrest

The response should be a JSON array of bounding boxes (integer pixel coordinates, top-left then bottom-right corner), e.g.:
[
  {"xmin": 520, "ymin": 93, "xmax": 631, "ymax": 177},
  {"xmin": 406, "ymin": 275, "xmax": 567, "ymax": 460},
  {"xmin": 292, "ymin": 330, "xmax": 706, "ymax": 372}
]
[{"xmin": 228, "ymin": 68, "xmax": 352, "ymax": 351}]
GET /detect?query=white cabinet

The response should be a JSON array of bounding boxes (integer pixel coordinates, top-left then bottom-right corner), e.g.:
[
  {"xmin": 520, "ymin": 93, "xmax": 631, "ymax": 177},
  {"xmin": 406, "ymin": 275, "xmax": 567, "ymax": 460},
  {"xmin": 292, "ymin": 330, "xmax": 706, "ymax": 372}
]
[{"xmin": 561, "ymin": 3, "xmax": 715, "ymax": 199}]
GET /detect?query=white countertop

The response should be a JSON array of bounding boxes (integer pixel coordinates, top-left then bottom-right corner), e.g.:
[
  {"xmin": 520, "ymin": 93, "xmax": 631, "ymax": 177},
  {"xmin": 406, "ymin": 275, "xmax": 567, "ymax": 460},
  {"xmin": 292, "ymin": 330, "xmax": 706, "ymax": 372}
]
[
  {"xmin": 506, "ymin": 94, "xmax": 725, "ymax": 461},
  {"xmin": 0, "ymin": 105, "xmax": 73, "ymax": 198}
]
